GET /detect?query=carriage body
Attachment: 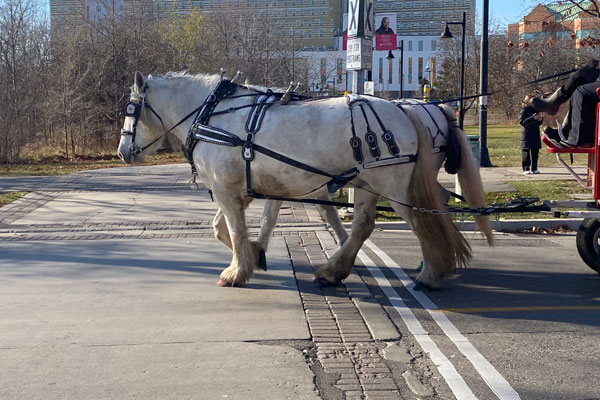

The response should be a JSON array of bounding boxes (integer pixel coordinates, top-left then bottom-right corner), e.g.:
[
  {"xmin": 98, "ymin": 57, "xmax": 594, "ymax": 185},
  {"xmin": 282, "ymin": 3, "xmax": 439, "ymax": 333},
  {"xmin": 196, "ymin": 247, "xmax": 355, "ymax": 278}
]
[{"xmin": 542, "ymin": 87, "xmax": 600, "ymax": 272}]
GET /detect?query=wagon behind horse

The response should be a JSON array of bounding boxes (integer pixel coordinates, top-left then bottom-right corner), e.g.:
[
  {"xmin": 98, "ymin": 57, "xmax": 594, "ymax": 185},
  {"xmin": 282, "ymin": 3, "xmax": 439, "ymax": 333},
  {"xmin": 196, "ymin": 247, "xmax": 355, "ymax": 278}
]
[{"xmin": 118, "ymin": 72, "xmax": 492, "ymax": 290}]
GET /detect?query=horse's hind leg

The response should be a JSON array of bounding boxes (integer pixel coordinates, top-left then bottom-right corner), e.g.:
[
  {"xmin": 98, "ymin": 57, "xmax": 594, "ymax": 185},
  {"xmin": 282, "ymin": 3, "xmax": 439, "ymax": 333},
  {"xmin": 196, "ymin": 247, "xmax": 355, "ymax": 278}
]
[
  {"xmin": 315, "ymin": 189, "xmax": 377, "ymax": 285},
  {"xmin": 317, "ymin": 203, "xmax": 348, "ymax": 246},
  {"xmin": 212, "ymin": 187, "xmax": 257, "ymax": 287},
  {"xmin": 257, "ymin": 200, "xmax": 282, "ymax": 252}
]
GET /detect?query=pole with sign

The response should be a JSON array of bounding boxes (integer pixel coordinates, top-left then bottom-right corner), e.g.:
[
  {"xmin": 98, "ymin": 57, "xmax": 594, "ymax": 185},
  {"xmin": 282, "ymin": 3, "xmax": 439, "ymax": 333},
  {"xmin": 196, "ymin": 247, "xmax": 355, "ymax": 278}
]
[
  {"xmin": 346, "ymin": 0, "xmax": 373, "ymax": 95},
  {"xmin": 345, "ymin": 0, "xmax": 373, "ymax": 211}
]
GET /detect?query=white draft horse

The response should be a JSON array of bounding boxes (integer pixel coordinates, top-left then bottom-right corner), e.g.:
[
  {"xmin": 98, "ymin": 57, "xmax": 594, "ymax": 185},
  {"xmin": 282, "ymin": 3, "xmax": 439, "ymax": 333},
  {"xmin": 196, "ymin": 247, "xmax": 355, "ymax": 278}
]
[{"xmin": 118, "ymin": 72, "xmax": 492, "ymax": 290}]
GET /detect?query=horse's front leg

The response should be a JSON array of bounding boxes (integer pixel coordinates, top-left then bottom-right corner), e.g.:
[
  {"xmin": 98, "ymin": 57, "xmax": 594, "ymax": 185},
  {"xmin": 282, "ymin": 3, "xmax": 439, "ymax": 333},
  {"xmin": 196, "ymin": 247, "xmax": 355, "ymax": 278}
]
[
  {"xmin": 212, "ymin": 188, "xmax": 257, "ymax": 287},
  {"xmin": 315, "ymin": 188, "xmax": 377, "ymax": 285},
  {"xmin": 213, "ymin": 208, "xmax": 232, "ymax": 249}
]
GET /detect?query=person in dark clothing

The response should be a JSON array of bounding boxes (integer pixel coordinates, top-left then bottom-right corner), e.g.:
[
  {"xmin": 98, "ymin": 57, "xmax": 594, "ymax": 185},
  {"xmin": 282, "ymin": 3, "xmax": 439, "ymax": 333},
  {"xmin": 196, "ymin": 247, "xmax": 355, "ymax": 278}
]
[
  {"xmin": 532, "ymin": 59, "xmax": 600, "ymax": 148},
  {"xmin": 519, "ymin": 95, "xmax": 543, "ymax": 174}
]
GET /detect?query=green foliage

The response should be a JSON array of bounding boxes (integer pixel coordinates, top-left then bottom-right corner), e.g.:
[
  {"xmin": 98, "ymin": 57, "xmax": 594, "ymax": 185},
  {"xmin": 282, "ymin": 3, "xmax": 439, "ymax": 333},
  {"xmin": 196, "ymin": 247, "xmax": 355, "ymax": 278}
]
[
  {"xmin": 0, "ymin": 192, "xmax": 27, "ymax": 206},
  {"xmin": 158, "ymin": 11, "xmax": 210, "ymax": 72}
]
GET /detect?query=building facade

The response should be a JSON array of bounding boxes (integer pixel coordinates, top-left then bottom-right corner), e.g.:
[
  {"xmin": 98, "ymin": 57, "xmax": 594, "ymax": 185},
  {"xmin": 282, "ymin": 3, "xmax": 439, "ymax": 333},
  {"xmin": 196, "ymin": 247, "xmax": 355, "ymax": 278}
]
[{"xmin": 507, "ymin": 1, "xmax": 600, "ymax": 48}]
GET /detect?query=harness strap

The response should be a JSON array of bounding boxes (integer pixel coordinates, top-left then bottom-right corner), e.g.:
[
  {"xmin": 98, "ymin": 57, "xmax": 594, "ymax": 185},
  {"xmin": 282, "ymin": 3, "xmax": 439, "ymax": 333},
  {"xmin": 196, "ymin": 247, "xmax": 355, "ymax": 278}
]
[
  {"xmin": 185, "ymin": 79, "xmax": 240, "ymax": 172},
  {"xmin": 246, "ymin": 94, "xmax": 276, "ymax": 133},
  {"xmin": 359, "ymin": 104, "xmax": 384, "ymax": 160},
  {"xmin": 192, "ymin": 124, "xmax": 360, "ymax": 195},
  {"xmin": 349, "ymin": 105, "xmax": 364, "ymax": 164},
  {"xmin": 363, "ymin": 102, "xmax": 400, "ymax": 157}
]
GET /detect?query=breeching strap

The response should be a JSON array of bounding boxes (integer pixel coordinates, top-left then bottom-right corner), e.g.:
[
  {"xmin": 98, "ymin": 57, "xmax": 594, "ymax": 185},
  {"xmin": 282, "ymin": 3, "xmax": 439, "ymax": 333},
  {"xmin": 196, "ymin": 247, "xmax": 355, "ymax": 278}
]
[{"xmin": 190, "ymin": 123, "xmax": 360, "ymax": 197}]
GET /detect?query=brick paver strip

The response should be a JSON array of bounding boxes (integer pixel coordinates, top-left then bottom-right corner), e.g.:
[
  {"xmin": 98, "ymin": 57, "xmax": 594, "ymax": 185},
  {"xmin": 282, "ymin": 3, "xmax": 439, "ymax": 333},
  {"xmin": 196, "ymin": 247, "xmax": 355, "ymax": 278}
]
[{"xmin": 285, "ymin": 234, "xmax": 401, "ymax": 399}]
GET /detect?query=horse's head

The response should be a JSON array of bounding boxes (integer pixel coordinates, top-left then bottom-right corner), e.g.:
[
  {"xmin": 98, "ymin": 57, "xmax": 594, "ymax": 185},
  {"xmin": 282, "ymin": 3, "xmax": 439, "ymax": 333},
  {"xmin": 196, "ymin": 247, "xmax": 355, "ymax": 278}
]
[{"xmin": 117, "ymin": 72, "xmax": 166, "ymax": 164}]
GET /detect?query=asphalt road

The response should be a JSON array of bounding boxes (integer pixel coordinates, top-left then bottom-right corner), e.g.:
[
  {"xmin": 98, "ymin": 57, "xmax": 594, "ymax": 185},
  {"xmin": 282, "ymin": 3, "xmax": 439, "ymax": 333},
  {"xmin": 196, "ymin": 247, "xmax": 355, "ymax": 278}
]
[
  {"xmin": 361, "ymin": 229, "xmax": 600, "ymax": 400},
  {"xmin": 1, "ymin": 164, "xmax": 599, "ymax": 400}
]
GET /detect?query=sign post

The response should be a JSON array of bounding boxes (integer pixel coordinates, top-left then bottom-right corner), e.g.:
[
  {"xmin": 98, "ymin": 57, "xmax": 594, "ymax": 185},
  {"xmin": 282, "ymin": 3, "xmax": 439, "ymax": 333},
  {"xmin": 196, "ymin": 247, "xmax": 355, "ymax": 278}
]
[
  {"xmin": 346, "ymin": 0, "xmax": 373, "ymax": 95},
  {"xmin": 345, "ymin": 0, "xmax": 373, "ymax": 210}
]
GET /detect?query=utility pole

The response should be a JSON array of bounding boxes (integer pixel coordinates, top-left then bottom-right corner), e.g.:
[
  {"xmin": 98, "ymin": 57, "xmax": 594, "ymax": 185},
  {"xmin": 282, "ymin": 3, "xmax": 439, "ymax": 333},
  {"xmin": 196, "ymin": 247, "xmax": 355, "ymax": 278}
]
[
  {"xmin": 345, "ymin": 0, "xmax": 373, "ymax": 211},
  {"xmin": 346, "ymin": 0, "xmax": 373, "ymax": 95},
  {"xmin": 479, "ymin": 0, "xmax": 493, "ymax": 167}
]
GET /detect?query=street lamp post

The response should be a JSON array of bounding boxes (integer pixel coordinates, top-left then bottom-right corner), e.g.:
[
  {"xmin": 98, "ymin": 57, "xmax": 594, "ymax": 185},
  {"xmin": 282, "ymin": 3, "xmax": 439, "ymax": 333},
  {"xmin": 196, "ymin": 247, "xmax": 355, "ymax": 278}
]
[
  {"xmin": 440, "ymin": 11, "xmax": 466, "ymax": 130},
  {"xmin": 424, "ymin": 62, "xmax": 431, "ymax": 83},
  {"xmin": 385, "ymin": 39, "xmax": 404, "ymax": 97},
  {"xmin": 479, "ymin": 0, "xmax": 493, "ymax": 167}
]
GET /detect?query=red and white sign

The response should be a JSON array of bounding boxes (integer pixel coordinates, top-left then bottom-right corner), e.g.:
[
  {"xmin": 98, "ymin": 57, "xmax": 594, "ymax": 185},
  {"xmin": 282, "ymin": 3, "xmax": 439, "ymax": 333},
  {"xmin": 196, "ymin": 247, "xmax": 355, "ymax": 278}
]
[{"xmin": 375, "ymin": 13, "xmax": 397, "ymax": 51}]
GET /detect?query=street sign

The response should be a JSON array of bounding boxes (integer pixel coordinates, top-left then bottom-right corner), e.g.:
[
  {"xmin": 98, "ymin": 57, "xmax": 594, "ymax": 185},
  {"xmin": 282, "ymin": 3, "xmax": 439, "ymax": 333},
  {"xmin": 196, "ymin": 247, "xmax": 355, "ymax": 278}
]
[
  {"xmin": 348, "ymin": 0, "xmax": 373, "ymax": 38},
  {"xmin": 346, "ymin": 37, "xmax": 373, "ymax": 70}
]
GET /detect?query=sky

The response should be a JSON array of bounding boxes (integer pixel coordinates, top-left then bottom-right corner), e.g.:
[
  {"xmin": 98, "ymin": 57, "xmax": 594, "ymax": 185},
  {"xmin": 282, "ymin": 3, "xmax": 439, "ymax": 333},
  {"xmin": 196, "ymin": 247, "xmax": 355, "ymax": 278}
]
[{"xmin": 478, "ymin": 0, "xmax": 543, "ymax": 29}]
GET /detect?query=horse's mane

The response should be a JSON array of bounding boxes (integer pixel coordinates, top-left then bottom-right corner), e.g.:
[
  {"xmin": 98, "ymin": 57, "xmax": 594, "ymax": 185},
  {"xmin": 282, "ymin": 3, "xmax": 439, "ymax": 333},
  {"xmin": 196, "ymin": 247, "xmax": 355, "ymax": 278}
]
[{"xmin": 146, "ymin": 71, "xmax": 281, "ymax": 93}]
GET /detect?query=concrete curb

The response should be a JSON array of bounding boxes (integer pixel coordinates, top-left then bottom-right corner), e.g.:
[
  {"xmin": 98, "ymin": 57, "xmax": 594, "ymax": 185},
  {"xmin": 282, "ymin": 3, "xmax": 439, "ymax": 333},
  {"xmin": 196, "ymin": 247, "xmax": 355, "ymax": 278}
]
[{"xmin": 361, "ymin": 218, "xmax": 584, "ymax": 233}]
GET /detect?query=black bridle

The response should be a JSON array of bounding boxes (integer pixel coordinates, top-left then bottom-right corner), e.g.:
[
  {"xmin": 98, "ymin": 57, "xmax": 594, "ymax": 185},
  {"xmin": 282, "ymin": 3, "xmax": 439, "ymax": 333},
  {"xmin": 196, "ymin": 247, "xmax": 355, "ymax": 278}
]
[
  {"xmin": 120, "ymin": 85, "xmax": 203, "ymax": 162},
  {"xmin": 120, "ymin": 87, "xmax": 167, "ymax": 161}
]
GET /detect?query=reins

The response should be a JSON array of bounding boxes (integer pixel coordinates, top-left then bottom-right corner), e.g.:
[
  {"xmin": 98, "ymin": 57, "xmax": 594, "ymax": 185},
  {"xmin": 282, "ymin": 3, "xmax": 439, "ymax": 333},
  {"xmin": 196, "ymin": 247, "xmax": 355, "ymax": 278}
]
[{"xmin": 429, "ymin": 67, "xmax": 577, "ymax": 106}]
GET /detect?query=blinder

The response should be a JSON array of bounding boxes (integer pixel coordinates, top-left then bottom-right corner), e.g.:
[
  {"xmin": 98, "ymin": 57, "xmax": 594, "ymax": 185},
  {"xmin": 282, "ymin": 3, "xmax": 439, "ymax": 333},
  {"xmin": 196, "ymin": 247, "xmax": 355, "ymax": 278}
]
[{"xmin": 120, "ymin": 88, "xmax": 167, "ymax": 159}]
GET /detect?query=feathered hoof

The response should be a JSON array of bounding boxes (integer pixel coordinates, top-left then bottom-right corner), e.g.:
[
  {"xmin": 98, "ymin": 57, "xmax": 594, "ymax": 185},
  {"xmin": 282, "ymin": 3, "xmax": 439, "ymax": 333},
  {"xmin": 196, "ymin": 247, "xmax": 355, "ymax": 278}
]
[
  {"xmin": 217, "ymin": 279, "xmax": 245, "ymax": 288},
  {"xmin": 413, "ymin": 281, "xmax": 440, "ymax": 291},
  {"xmin": 313, "ymin": 277, "xmax": 339, "ymax": 287}
]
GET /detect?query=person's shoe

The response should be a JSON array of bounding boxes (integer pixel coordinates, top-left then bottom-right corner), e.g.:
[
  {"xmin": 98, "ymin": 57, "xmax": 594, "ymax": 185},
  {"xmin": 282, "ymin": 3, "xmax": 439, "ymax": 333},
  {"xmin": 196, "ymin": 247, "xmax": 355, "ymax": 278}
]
[
  {"xmin": 543, "ymin": 127, "xmax": 562, "ymax": 146},
  {"xmin": 523, "ymin": 170, "xmax": 532, "ymax": 175},
  {"xmin": 556, "ymin": 120, "xmax": 566, "ymax": 140},
  {"xmin": 559, "ymin": 140, "xmax": 575, "ymax": 148},
  {"xmin": 532, "ymin": 169, "xmax": 540, "ymax": 174},
  {"xmin": 560, "ymin": 110, "xmax": 571, "ymax": 137},
  {"xmin": 528, "ymin": 87, "xmax": 569, "ymax": 115}
]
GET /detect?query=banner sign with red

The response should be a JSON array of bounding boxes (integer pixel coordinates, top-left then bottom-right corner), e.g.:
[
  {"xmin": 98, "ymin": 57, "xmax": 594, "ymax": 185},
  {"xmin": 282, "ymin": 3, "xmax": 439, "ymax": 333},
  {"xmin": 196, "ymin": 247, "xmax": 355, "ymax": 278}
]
[{"xmin": 375, "ymin": 13, "xmax": 397, "ymax": 51}]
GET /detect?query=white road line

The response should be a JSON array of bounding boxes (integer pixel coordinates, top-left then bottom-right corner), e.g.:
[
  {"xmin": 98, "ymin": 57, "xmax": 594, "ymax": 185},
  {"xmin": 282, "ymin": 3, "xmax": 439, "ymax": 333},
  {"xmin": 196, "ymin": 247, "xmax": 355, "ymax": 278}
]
[
  {"xmin": 356, "ymin": 250, "xmax": 478, "ymax": 400},
  {"xmin": 364, "ymin": 239, "xmax": 521, "ymax": 400}
]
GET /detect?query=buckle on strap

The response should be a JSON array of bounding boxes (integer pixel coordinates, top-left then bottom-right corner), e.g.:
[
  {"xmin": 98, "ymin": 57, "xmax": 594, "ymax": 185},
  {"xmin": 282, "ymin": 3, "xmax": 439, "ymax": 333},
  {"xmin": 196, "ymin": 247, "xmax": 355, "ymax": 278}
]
[{"xmin": 242, "ymin": 133, "xmax": 254, "ymax": 161}]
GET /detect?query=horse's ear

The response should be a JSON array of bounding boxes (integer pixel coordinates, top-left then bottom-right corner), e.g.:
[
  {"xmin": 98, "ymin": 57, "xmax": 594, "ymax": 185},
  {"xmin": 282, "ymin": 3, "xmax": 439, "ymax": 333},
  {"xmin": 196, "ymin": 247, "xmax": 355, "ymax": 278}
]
[{"xmin": 134, "ymin": 71, "xmax": 145, "ymax": 92}]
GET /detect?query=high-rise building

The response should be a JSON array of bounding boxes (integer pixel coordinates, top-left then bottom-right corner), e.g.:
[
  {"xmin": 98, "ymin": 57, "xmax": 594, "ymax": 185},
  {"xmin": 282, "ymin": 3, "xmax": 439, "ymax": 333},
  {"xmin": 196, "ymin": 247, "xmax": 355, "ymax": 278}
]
[
  {"xmin": 50, "ymin": 0, "xmax": 148, "ymax": 36},
  {"xmin": 148, "ymin": 0, "xmax": 344, "ymax": 50},
  {"xmin": 374, "ymin": 0, "xmax": 474, "ymax": 37}
]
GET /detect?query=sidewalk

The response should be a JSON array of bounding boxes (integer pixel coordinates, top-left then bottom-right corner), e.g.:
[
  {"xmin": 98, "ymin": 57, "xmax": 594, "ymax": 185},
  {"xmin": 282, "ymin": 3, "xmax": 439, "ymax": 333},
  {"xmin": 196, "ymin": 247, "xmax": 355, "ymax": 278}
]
[
  {"xmin": 438, "ymin": 165, "xmax": 588, "ymax": 193},
  {"xmin": 0, "ymin": 164, "xmax": 586, "ymax": 194}
]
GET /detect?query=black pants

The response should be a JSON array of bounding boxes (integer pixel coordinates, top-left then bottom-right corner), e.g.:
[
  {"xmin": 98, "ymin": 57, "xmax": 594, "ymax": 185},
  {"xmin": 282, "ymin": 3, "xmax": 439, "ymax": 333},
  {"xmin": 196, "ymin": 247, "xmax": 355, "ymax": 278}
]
[
  {"xmin": 522, "ymin": 148, "xmax": 539, "ymax": 171},
  {"xmin": 563, "ymin": 59, "xmax": 600, "ymax": 98},
  {"xmin": 565, "ymin": 81, "xmax": 600, "ymax": 146}
]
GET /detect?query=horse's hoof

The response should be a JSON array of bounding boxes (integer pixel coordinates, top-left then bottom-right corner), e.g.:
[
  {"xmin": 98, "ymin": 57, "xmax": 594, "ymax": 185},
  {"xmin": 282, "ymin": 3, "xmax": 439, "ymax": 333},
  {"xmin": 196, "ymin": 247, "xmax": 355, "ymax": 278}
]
[
  {"xmin": 258, "ymin": 249, "xmax": 267, "ymax": 271},
  {"xmin": 314, "ymin": 277, "xmax": 336, "ymax": 287},
  {"xmin": 217, "ymin": 279, "xmax": 244, "ymax": 287},
  {"xmin": 413, "ymin": 281, "xmax": 439, "ymax": 291}
]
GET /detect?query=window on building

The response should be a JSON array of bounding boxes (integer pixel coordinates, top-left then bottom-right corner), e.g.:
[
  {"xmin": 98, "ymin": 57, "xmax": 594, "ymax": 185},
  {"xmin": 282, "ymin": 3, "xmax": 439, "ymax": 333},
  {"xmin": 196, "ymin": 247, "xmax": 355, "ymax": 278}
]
[
  {"xmin": 388, "ymin": 58, "xmax": 393, "ymax": 84},
  {"xmin": 408, "ymin": 41, "xmax": 412, "ymax": 51},
  {"xmin": 379, "ymin": 58, "xmax": 383, "ymax": 84},
  {"xmin": 418, "ymin": 57, "xmax": 423, "ymax": 80},
  {"xmin": 418, "ymin": 40, "xmax": 423, "ymax": 51},
  {"xmin": 431, "ymin": 39, "xmax": 436, "ymax": 51},
  {"xmin": 408, "ymin": 57, "xmax": 413, "ymax": 84}
]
